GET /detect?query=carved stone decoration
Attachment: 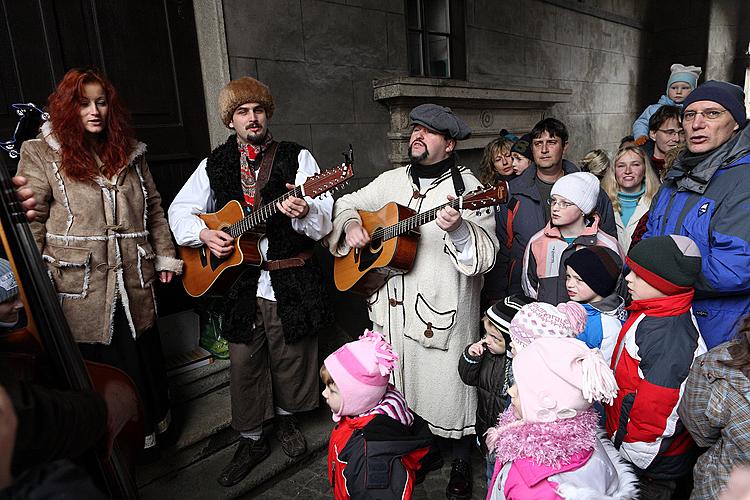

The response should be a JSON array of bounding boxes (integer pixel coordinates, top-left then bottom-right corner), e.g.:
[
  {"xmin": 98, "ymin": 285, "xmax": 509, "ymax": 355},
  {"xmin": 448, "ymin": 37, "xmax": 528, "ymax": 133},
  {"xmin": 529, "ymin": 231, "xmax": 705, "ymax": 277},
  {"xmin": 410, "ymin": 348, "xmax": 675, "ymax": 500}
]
[{"xmin": 373, "ymin": 77, "xmax": 572, "ymax": 166}]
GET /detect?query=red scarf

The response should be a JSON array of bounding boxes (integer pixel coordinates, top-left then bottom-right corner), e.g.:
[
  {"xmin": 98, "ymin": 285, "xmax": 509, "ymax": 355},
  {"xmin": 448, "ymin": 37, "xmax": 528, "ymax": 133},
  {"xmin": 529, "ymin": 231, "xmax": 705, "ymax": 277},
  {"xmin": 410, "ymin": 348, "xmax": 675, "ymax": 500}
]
[{"xmin": 610, "ymin": 290, "xmax": 694, "ymax": 370}]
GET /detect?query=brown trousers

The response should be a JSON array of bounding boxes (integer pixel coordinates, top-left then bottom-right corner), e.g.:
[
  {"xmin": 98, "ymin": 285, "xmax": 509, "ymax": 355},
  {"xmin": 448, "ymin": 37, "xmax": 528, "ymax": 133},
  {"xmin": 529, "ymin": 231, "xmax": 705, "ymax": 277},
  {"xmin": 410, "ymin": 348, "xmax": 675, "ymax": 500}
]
[{"xmin": 229, "ymin": 298, "xmax": 319, "ymax": 432}]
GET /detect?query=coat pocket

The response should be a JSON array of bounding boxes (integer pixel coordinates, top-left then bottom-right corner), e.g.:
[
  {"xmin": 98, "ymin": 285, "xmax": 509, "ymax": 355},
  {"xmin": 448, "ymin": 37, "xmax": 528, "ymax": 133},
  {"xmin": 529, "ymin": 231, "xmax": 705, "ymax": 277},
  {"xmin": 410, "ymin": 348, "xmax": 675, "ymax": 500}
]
[
  {"xmin": 404, "ymin": 293, "xmax": 457, "ymax": 351},
  {"xmin": 137, "ymin": 242, "xmax": 156, "ymax": 288},
  {"xmin": 42, "ymin": 245, "xmax": 92, "ymax": 299}
]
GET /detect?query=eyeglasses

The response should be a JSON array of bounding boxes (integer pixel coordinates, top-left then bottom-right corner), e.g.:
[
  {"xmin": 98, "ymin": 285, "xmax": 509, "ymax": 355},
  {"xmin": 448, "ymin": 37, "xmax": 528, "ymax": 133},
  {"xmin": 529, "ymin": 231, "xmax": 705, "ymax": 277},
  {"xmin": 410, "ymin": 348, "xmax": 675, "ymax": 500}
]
[
  {"xmin": 656, "ymin": 128, "xmax": 685, "ymax": 137},
  {"xmin": 547, "ymin": 198, "xmax": 575, "ymax": 209},
  {"xmin": 683, "ymin": 109, "xmax": 728, "ymax": 122}
]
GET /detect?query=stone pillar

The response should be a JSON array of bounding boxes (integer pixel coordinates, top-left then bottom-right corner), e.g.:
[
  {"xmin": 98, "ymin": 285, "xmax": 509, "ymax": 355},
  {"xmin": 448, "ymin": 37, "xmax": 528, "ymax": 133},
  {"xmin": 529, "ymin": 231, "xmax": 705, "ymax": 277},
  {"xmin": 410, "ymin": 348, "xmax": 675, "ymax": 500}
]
[
  {"xmin": 192, "ymin": 0, "xmax": 232, "ymax": 149},
  {"xmin": 705, "ymin": 0, "xmax": 742, "ymax": 82}
]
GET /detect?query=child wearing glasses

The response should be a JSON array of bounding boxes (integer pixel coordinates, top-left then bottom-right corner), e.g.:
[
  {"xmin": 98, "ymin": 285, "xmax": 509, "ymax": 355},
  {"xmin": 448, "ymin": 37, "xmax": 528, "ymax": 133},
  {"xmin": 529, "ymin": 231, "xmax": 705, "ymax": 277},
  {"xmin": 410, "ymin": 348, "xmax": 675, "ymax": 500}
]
[{"xmin": 521, "ymin": 172, "xmax": 623, "ymax": 305}]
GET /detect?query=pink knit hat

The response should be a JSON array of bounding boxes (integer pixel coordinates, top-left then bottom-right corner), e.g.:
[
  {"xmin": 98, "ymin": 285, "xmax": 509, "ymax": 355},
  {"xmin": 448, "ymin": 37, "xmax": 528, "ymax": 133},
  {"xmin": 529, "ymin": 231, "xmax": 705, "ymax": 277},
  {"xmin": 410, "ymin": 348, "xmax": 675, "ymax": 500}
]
[
  {"xmin": 513, "ymin": 337, "xmax": 618, "ymax": 423},
  {"xmin": 509, "ymin": 301, "xmax": 587, "ymax": 351},
  {"xmin": 324, "ymin": 330, "xmax": 398, "ymax": 421}
]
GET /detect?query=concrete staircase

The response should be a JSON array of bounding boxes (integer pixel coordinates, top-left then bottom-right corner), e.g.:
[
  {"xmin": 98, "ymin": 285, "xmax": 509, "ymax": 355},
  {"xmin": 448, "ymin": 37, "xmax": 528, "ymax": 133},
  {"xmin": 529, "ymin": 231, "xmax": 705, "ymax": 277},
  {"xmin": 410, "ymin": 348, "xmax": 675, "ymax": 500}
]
[{"xmin": 135, "ymin": 354, "xmax": 335, "ymax": 499}]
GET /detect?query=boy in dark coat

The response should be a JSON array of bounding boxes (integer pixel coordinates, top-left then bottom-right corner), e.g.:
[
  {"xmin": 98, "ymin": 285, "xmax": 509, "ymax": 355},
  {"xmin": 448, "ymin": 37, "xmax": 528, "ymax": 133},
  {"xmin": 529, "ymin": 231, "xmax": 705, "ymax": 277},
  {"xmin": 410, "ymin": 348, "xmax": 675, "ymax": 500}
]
[{"xmin": 458, "ymin": 294, "xmax": 532, "ymax": 484}]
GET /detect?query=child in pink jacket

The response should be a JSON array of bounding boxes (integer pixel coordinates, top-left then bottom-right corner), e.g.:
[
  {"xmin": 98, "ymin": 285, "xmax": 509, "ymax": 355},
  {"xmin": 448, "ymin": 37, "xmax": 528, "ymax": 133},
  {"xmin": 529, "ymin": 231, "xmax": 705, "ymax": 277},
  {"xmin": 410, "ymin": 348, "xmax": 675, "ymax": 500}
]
[{"xmin": 485, "ymin": 337, "xmax": 637, "ymax": 499}]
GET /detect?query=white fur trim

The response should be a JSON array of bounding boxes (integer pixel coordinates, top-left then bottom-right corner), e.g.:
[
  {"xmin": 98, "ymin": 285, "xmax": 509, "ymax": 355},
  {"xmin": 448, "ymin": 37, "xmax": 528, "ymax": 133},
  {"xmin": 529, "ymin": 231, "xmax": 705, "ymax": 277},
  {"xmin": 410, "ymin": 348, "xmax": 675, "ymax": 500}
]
[
  {"xmin": 41, "ymin": 121, "xmax": 60, "ymax": 152},
  {"xmin": 128, "ymin": 142, "xmax": 147, "ymax": 166},
  {"xmin": 49, "ymin": 161, "xmax": 74, "ymax": 235},
  {"xmin": 42, "ymin": 253, "xmax": 91, "ymax": 300},
  {"xmin": 155, "ymin": 255, "xmax": 183, "ymax": 274},
  {"xmin": 136, "ymin": 244, "xmax": 156, "ymax": 288},
  {"xmin": 46, "ymin": 231, "xmax": 150, "ymax": 243},
  {"xmin": 134, "ymin": 162, "xmax": 149, "ymax": 229}
]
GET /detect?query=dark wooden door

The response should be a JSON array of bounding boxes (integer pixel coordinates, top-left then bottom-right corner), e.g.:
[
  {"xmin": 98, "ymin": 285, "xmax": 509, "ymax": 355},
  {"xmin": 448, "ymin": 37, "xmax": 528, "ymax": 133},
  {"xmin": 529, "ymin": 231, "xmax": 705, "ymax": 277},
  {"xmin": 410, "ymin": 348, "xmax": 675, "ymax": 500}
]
[{"xmin": 0, "ymin": 0, "xmax": 209, "ymax": 313}]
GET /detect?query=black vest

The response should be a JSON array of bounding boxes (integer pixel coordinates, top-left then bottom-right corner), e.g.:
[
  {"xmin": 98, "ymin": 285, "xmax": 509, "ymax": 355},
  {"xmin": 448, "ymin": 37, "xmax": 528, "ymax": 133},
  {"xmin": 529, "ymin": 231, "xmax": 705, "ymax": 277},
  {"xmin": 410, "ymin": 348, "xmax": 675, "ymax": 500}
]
[{"xmin": 205, "ymin": 134, "xmax": 331, "ymax": 343}]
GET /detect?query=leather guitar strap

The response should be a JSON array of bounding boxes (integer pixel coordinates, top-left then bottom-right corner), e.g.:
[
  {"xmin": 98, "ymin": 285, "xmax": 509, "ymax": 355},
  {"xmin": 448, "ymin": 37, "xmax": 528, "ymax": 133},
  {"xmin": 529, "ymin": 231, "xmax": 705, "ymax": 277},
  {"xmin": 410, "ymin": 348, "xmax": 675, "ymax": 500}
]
[{"xmin": 253, "ymin": 141, "xmax": 278, "ymax": 209}]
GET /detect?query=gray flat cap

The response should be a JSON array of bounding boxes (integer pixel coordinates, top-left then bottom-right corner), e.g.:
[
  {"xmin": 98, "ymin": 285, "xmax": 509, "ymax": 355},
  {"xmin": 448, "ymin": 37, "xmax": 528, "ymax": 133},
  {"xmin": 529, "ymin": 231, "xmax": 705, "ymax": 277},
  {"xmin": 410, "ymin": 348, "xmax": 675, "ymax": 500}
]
[{"xmin": 409, "ymin": 104, "xmax": 472, "ymax": 140}]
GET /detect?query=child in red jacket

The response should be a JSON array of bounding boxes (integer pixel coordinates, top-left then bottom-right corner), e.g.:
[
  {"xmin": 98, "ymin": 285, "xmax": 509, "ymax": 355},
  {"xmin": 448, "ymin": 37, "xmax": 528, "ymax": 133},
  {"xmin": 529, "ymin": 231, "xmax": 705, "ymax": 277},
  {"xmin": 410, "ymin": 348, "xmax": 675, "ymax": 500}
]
[
  {"xmin": 606, "ymin": 235, "xmax": 707, "ymax": 498},
  {"xmin": 321, "ymin": 330, "xmax": 439, "ymax": 500}
]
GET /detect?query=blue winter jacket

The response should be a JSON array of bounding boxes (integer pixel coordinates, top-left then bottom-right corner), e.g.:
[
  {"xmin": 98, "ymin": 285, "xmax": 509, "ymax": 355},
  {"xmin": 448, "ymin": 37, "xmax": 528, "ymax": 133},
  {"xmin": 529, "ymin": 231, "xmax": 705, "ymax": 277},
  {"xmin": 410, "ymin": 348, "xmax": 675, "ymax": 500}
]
[
  {"xmin": 644, "ymin": 123, "xmax": 750, "ymax": 348},
  {"xmin": 632, "ymin": 95, "xmax": 680, "ymax": 139}
]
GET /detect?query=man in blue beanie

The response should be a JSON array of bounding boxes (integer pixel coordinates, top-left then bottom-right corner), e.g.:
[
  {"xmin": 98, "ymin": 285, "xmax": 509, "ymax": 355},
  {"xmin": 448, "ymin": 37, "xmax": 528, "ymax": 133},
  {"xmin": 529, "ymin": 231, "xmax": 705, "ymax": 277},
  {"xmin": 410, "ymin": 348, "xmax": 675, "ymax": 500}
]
[{"xmin": 643, "ymin": 80, "xmax": 750, "ymax": 349}]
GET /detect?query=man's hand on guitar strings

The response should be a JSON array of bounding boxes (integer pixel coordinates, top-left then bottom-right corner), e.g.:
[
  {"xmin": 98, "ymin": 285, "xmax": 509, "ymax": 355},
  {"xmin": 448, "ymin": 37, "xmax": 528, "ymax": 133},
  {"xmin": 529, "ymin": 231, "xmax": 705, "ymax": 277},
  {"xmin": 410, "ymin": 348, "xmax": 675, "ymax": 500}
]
[
  {"xmin": 277, "ymin": 183, "xmax": 310, "ymax": 219},
  {"xmin": 436, "ymin": 195, "xmax": 462, "ymax": 232},
  {"xmin": 344, "ymin": 221, "xmax": 371, "ymax": 249},
  {"xmin": 199, "ymin": 228, "xmax": 235, "ymax": 258}
]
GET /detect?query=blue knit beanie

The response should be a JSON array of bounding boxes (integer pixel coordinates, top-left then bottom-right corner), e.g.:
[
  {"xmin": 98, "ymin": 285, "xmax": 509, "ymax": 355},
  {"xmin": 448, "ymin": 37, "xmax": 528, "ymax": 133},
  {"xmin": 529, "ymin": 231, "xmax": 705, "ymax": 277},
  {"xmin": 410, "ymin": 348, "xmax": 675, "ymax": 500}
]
[
  {"xmin": 666, "ymin": 64, "xmax": 701, "ymax": 93},
  {"xmin": 0, "ymin": 259, "xmax": 18, "ymax": 304},
  {"xmin": 682, "ymin": 80, "xmax": 747, "ymax": 126}
]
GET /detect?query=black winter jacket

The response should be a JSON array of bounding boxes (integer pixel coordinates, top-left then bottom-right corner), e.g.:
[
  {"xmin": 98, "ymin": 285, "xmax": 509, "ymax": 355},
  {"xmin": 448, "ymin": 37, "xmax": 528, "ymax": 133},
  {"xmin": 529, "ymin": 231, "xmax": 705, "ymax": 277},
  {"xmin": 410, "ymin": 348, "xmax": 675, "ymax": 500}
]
[{"xmin": 457, "ymin": 345, "xmax": 511, "ymax": 455}]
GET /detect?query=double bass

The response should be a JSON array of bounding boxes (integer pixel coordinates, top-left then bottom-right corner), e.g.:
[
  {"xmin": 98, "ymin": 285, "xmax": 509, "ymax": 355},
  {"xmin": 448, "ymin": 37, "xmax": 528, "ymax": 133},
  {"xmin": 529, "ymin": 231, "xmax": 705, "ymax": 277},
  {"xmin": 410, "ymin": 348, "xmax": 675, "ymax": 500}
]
[{"xmin": 0, "ymin": 152, "xmax": 142, "ymax": 498}]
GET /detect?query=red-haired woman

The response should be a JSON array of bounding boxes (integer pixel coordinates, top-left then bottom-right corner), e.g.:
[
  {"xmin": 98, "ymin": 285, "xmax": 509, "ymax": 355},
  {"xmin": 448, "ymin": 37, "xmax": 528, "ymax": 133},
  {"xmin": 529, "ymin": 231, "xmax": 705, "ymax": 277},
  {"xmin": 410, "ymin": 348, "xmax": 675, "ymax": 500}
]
[{"xmin": 17, "ymin": 69, "xmax": 182, "ymax": 455}]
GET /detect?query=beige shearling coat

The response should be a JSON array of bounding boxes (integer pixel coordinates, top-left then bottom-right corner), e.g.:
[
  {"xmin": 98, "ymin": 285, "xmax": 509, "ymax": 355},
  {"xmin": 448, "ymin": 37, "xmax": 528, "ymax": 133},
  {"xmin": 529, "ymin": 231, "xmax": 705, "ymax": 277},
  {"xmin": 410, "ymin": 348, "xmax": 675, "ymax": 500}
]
[
  {"xmin": 326, "ymin": 165, "xmax": 498, "ymax": 439},
  {"xmin": 17, "ymin": 122, "xmax": 182, "ymax": 344}
]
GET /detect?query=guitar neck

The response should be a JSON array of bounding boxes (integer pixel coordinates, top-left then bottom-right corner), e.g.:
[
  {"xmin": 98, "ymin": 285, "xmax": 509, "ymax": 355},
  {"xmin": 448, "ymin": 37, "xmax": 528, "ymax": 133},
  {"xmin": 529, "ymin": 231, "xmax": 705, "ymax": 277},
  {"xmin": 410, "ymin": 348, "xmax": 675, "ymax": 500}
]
[
  {"xmin": 226, "ymin": 187, "xmax": 303, "ymax": 238},
  {"xmin": 374, "ymin": 198, "xmax": 461, "ymax": 241}
]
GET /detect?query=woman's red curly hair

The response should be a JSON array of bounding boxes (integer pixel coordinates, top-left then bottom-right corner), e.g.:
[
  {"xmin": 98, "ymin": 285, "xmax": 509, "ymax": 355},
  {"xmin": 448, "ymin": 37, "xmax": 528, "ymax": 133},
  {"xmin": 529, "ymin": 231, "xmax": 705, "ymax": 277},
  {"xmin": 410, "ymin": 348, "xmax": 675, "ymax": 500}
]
[{"xmin": 47, "ymin": 69, "xmax": 135, "ymax": 181}]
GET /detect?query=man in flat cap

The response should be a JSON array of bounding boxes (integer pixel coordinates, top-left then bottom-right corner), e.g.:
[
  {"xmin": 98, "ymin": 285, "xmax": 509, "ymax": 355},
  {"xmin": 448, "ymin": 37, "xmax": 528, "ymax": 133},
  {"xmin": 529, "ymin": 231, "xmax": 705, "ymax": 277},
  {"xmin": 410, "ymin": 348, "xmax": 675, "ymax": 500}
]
[
  {"xmin": 169, "ymin": 77, "xmax": 333, "ymax": 487},
  {"xmin": 326, "ymin": 103, "xmax": 498, "ymax": 499}
]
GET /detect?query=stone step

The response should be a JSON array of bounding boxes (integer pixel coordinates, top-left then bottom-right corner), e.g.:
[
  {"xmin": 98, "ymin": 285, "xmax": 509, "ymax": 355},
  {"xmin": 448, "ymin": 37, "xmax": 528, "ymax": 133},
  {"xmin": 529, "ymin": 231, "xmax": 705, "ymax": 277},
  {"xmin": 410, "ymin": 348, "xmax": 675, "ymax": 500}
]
[
  {"xmin": 138, "ymin": 406, "xmax": 332, "ymax": 500},
  {"xmin": 136, "ymin": 383, "xmax": 234, "ymax": 487},
  {"xmin": 169, "ymin": 359, "xmax": 230, "ymax": 405}
]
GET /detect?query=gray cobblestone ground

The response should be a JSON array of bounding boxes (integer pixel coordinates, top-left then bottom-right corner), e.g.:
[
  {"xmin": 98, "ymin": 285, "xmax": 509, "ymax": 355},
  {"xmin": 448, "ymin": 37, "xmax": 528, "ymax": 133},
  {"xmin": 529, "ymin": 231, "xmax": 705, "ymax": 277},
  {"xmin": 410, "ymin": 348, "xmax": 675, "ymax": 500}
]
[{"xmin": 244, "ymin": 445, "xmax": 489, "ymax": 499}]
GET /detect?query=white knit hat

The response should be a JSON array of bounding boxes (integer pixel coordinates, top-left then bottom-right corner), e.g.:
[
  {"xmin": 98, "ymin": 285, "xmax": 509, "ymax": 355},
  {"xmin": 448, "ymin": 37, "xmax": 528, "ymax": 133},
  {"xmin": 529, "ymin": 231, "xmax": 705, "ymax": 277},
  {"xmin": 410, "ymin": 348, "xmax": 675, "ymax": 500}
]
[{"xmin": 550, "ymin": 172, "xmax": 600, "ymax": 215}]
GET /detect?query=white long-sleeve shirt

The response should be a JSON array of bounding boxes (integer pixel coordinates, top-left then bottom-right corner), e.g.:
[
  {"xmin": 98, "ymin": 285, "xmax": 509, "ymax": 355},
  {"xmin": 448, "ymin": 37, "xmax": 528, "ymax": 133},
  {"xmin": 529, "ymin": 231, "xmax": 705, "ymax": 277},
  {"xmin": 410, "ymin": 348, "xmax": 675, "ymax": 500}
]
[{"xmin": 168, "ymin": 149, "xmax": 333, "ymax": 300}]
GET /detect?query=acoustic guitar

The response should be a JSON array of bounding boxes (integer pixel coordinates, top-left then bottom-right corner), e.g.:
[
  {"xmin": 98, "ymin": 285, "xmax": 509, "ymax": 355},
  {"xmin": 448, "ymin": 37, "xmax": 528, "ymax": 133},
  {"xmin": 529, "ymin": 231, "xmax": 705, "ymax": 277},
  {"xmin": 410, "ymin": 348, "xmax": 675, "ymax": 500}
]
[
  {"xmin": 180, "ymin": 160, "xmax": 353, "ymax": 297},
  {"xmin": 333, "ymin": 182, "xmax": 508, "ymax": 295}
]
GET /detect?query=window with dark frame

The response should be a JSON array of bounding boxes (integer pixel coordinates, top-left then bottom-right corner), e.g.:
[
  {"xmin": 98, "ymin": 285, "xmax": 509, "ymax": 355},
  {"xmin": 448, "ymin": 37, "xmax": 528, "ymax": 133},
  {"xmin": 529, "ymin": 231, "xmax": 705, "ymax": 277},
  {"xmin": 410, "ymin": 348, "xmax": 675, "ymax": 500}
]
[{"xmin": 406, "ymin": 0, "xmax": 465, "ymax": 79}]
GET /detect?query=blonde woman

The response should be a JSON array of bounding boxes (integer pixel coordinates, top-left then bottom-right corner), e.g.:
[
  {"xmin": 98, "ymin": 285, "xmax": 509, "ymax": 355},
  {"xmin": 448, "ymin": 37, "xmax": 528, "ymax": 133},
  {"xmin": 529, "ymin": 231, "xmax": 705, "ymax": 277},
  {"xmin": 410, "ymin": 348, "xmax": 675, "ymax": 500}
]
[
  {"xmin": 479, "ymin": 136, "xmax": 515, "ymax": 184},
  {"xmin": 601, "ymin": 146, "xmax": 660, "ymax": 251},
  {"xmin": 579, "ymin": 149, "xmax": 610, "ymax": 179}
]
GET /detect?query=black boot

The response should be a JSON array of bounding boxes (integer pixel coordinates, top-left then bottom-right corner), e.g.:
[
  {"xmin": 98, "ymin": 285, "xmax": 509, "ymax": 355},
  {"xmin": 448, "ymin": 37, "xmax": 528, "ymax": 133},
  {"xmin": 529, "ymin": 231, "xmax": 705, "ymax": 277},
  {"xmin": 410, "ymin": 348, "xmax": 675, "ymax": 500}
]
[
  {"xmin": 217, "ymin": 436, "xmax": 270, "ymax": 487},
  {"xmin": 445, "ymin": 458, "xmax": 472, "ymax": 499},
  {"xmin": 275, "ymin": 414, "xmax": 307, "ymax": 458}
]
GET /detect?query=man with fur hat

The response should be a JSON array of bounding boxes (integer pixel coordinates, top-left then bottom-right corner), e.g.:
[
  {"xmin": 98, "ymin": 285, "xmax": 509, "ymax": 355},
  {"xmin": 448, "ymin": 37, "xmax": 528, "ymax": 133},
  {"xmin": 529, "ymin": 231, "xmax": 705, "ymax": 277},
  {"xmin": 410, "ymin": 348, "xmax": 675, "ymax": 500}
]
[
  {"xmin": 325, "ymin": 103, "xmax": 498, "ymax": 500},
  {"xmin": 169, "ymin": 77, "xmax": 333, "ymax": 486},
  {"xmin": 644, "ymin": 80, "xmax": 750, "ymax": 349}
]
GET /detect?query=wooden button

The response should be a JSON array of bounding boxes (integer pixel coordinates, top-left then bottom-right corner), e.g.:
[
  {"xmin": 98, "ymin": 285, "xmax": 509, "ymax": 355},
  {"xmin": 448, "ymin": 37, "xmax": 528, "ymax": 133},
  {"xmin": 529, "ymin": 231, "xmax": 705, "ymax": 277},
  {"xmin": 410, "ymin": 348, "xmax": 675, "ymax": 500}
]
[
  {"xmin": 389, "ymin": 298, "xmax": 397, "ymax": 307},
  {"xmin": 424, "ymin": 322, "xmax": 433, "ymax": 338}
]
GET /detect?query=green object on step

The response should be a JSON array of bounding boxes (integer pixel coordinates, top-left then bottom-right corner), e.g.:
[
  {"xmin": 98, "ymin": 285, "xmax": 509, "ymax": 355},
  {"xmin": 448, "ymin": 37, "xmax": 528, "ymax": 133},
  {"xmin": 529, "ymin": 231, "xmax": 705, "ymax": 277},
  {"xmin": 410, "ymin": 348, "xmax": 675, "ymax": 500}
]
[{"xmin": 200, "ymin": 304, "xmax": 229, "ymax": 359}]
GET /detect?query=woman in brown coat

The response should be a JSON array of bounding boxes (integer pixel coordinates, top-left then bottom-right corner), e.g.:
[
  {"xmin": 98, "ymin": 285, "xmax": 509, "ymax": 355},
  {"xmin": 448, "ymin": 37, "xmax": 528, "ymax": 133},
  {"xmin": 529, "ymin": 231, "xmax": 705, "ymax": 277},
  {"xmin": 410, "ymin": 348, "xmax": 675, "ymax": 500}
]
[{"xmin": 17, "ymin": 69, "xmax": 182, "ymax": 454}]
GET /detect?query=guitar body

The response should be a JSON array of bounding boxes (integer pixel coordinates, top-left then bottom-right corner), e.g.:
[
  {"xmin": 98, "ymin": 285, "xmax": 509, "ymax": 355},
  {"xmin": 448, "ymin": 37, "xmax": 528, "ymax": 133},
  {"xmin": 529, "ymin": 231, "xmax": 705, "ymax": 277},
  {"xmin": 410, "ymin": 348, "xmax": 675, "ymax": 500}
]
[
  {"xmin": 334, "ymin": 202, "xmax": 419, "ymax": 295},
  {"xmin": 179, "ymin": 200, "xmax": 264, "ymax": 297}
]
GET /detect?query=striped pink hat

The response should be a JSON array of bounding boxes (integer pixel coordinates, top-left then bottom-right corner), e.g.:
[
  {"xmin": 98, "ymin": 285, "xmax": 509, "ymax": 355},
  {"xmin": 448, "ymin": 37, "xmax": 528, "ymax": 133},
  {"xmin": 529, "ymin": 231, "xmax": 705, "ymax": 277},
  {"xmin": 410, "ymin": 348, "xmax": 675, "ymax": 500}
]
[
  {"xmin": 324, "ymin": 330, "xmax": 398, "ymax": 421},
  {"xmin": 509, "ymin": 301, "xmax": 587, "ymax": 351}
]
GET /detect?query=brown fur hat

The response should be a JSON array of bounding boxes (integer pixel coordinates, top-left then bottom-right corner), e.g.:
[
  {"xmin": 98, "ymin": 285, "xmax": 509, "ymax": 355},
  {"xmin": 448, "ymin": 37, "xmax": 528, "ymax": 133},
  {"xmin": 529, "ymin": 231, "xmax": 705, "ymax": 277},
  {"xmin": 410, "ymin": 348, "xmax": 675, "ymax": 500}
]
[{"xmin": 218, "ymin": 77, "xmax": 274, "ymax": 127}]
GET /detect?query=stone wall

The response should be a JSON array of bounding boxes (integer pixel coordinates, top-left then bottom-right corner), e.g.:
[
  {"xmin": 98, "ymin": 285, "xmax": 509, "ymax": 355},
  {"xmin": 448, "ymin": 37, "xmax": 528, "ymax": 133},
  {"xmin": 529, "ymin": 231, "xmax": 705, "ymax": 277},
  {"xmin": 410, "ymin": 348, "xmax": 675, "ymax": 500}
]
[{"xmin": 221, "ymin": 0, "xmax": 713, "ymax": 178}]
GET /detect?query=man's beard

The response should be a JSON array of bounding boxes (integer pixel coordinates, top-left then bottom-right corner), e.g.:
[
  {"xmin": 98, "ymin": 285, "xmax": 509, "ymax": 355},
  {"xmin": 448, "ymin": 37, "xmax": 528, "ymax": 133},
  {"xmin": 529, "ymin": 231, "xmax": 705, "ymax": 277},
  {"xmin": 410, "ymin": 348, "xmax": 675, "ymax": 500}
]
[
  {"xmin": 244, "ymin": 124, "xmax": 266, "ymax": 145},
  {"xmin": 408, "ymin": 144, "xmax": 429, "ymax": 164}
]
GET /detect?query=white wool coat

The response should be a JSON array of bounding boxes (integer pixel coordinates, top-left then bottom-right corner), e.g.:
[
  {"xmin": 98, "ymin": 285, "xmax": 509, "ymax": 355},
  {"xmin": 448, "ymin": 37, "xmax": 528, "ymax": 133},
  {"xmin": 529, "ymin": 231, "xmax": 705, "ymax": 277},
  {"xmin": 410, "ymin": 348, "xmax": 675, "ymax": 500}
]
[
  {"xmin": 326, "ymin": 165, "xmax": 498, "ymax": 438},
  {"xmin": 614, "ymin": 195, "xmax": 650, "ymax": 253}
]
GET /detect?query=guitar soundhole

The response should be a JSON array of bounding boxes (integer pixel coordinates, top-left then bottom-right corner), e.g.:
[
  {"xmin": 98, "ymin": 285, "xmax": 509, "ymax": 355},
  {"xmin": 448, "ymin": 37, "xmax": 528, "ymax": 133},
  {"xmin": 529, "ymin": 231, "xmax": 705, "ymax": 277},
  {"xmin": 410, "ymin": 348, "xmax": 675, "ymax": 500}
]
[{"xmin": 354, "ymin": 233, "xmax": 383, "ymax": 272}]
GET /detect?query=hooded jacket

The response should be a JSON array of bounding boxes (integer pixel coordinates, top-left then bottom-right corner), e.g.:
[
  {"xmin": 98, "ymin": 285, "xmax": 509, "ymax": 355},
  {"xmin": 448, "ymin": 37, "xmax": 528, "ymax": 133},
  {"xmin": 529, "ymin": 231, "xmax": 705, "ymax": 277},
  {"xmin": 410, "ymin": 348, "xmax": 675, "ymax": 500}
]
[
  {"xmin": 491, "ymin": 160, "xmax": 617, "ymax": 300},
  {"xmin": 644, "ymin": 123, "xmax": 750, "ymax": 349},
  {"xmin": 605, "ymin": 292, "xmax": 707, "ymax": 480},
  {"xmin": 576, "ymin": 294, "xmax": 627, "ymax": 365}
]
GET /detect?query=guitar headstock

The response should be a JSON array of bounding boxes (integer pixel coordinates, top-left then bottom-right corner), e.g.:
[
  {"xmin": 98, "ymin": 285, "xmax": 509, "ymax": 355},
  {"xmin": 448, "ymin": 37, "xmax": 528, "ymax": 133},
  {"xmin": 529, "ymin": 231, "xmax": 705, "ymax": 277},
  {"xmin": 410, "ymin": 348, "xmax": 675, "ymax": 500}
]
[
  {"xmin": 302, "ymin": 161, "xmax": 354, "ymax": 198},
  {"xmin": 460, "ymin": 181, "xmax": 509, "ymax": 209}
]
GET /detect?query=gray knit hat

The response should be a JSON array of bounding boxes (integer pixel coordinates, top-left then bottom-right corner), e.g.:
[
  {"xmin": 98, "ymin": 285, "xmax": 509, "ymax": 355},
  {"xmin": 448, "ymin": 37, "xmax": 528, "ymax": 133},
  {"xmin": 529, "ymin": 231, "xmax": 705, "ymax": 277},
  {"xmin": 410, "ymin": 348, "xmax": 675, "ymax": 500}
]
[
  {"xmin": 550, "ymin": 172, "xmax": 600, "ymax": 215},
  {"xmin": 0, "ymin": 259, "xmax": 18, "ymax": 303},
  {"xmin": 627, "ymin": 235, "xmax": 702, "ymax": 295}
]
